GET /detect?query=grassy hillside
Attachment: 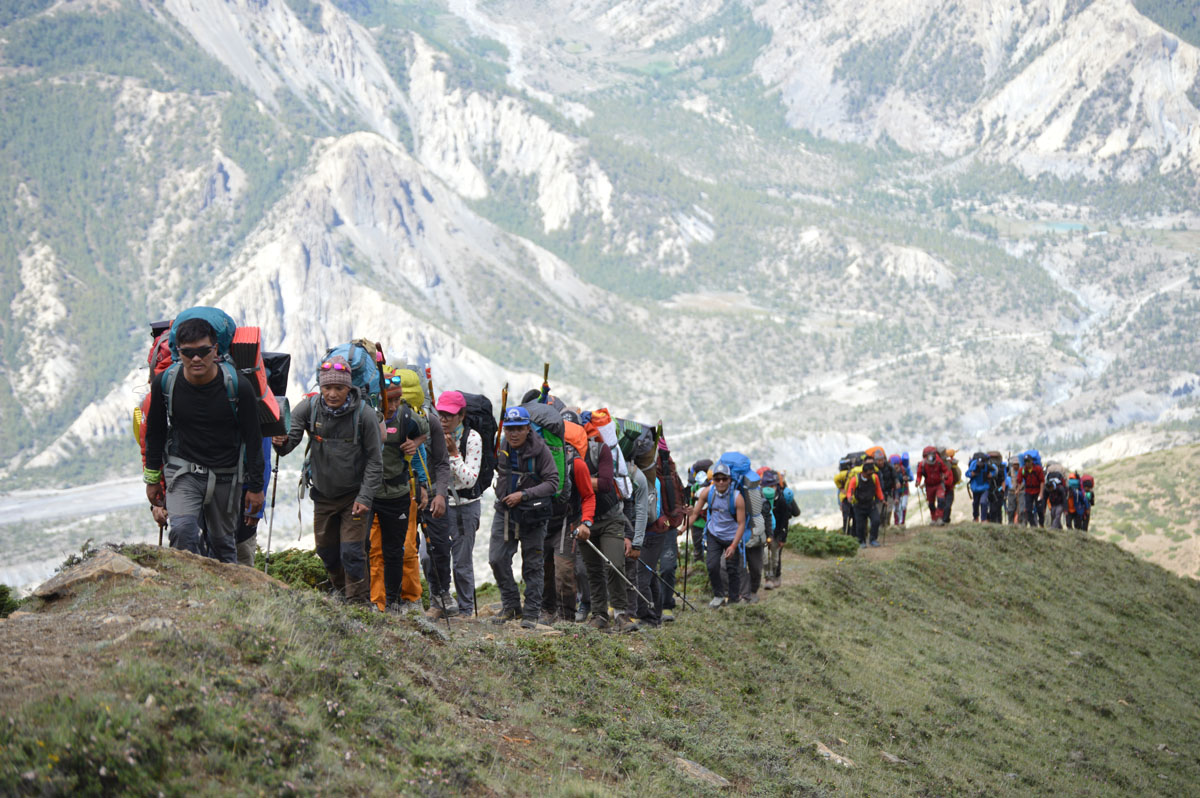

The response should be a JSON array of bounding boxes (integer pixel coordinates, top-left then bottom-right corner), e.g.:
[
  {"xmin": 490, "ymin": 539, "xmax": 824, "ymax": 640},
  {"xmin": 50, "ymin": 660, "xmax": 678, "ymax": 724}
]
[
  {"xmin": 1091, "ymin": 443, "xmax": 1200, "ymax": 579},
  {"xmin": 3, "ymin": 525, "xmax": 1200, "ymax": 796}
]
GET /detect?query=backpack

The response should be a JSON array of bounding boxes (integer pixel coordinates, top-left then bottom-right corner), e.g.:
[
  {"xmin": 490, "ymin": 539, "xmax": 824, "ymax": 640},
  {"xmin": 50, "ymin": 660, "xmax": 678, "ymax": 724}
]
[
  {"xmin": 853, "ymin": 469, "xmax": 878, "ymax": 503},
  {"xmin": 650, "ymin": 449, "xmax": 687, "ymax": 533},
  {"xmin": 316, "ymin": 340, "xmax": 383, "ymax": 407},
  {"xmin": 1045, "ymin": 473, "xmax": 1066, "ymax": 502},
  {"xmin": 230, "ymin": 326, "xmax": 286, "ymax": 436},
  {"xmin": 167, "ymin": 306, "xmax": 237, "ymax": 361},
  {"xmin": 707, "ymin": 451, "xmax": 753, "ymax": 519},
  {"xmin": 456, "ymin": 392, "xmax": 497, "ymax": 501},
  {"xmin": 536, "ymin": 425, "xmax": 574, "ymax": 508},
  {"xmin": 839, "ymin": 451, "xmax": 865, "ymax": 472}
]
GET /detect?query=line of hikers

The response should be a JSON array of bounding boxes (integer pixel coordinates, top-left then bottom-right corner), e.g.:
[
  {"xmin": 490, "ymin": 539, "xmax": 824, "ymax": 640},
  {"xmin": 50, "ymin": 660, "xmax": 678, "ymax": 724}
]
[
  {"xmin": 833, "ymin": 446, "xmax": 1096, "ymax": 545},
  {"xmin": 134, "ymin": 308, "xmax": 802, "ymax": 634}
]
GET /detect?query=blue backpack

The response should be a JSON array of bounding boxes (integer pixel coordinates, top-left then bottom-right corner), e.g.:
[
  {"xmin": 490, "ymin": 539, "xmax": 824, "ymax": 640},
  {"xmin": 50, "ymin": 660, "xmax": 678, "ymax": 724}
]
[
  {"xmin": 162, "ymin": 306, "xmax": 241, "ymax": 439},
  {"xmin": 707, "ymin": 451, "xmax": 753, "ymax": 518},
  {"xmin": 316, "ymin": 340, "xmax": 382, "ymax": 405},
  {"xmin": 168, "ymin": 306, "xmax": 237, "ymax": 360}
]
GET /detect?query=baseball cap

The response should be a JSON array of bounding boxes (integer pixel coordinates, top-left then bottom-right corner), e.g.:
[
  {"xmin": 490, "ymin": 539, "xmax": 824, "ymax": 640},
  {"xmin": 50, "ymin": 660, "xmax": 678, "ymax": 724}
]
[
  {"xmin": 435, "ymin": 390, "xmax": 466, "ymax": 415},
  {"xmin": 503, "ymin": 406, "xmax": 531, "ymax": 427}
]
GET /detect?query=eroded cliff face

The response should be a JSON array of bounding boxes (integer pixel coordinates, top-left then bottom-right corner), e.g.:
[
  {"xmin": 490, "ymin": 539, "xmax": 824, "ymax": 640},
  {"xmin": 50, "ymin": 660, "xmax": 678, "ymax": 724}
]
[{"xmin": 4, "ymin": 0, "xmax": 1200, "ymax": 482}]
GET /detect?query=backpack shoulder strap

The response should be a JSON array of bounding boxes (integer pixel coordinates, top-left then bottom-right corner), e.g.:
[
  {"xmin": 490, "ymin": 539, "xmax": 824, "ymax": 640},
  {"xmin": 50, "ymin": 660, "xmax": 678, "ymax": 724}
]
[
  {"xmin": 163, "ymin": 364, "xmax": 181, "ymax": 426},
  {"xmin": 218, "ymin": 361, "xmax": 239, "ymax": 417}
]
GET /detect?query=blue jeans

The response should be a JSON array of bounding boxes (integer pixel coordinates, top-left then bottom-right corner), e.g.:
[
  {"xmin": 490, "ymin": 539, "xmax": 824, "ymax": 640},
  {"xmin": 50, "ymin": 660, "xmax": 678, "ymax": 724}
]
[{"xmin": 971, "ymin": 490, "xmax": 989, "ymax": 522}]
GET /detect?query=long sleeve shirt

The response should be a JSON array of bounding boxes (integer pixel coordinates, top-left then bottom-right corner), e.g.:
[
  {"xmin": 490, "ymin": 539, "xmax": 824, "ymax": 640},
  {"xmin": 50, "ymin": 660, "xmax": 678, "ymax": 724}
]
[
  {"xmin": 448, "ymin": 426, "xmax": 483, "ymax": 506},
  {"xmin": 627, "ymin": 467, "xmax": 649, "ymax": 547},
  {"xmin": 571, "ymin": 457, "xmax": 596, "ymax": 524}
]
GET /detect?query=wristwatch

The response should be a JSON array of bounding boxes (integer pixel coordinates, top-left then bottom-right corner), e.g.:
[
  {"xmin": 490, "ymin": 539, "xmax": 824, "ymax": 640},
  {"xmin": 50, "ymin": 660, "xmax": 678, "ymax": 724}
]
[{"xmin": 582, "ymin": 520, "xmax": 592, "ymax": 528}]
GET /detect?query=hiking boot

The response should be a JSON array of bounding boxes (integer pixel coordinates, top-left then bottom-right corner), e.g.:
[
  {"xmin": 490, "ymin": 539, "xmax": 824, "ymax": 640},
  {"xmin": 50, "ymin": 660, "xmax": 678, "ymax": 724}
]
[
  {"xmin": 520, "ymin": 618, "xmax": 537, "ymax": 630},
  {"xmin": 763, "ymin": 579, "xmax": 777, "ymax": 590},
  {"xmin": 490, "ymin": 607, "xmax": 519, "ymax": 625},
  {"xmin": 746, "ymin": 593, "xmax": 760, "ymax": 604},
  {"xmin": 708, "ymin": 597, "xmax": 726, "ymax": 610},
  {"xmin": 586, "ymin": 614, "xmax": 610, "ymax": 630},
  {"xmin": 859, "ymin": 542, "xmax": 867, "ymax": 548},
  {"xmin": 574, "ymin": 609, "xmax": 588, "ymax": 623},
  {"xmin": 614, "ymin": 613, "xmax": 639, "ymax": 633},
  {"xmin": 869, "ymin": 540, "xmax": 881, "ymax": 548},
  {"xmin": 439, "ymin": 593, "xmax": 459, "ymax": 618},
  {"xmin": 398, "ymin": 599, "xmax": 424, "ymax": 614},
  {"xmin": 538, "ymin": 611, "xmax": 557, "ymax": 626},
  {"xmin": 661, "ymin": 608, "xmax": 675, "ymax": 622}
]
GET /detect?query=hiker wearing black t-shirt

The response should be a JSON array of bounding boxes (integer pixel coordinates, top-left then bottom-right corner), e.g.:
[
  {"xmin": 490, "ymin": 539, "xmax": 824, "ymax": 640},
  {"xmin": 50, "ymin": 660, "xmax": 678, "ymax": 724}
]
[{"xmin": 144, "ymin": 318, "xmax": 264, "ymax": 563}]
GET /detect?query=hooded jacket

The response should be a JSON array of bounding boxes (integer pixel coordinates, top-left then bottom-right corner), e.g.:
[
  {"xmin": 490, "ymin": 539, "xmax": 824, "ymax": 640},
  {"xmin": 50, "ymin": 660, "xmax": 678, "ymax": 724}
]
[
  {"xmin": 494, "ymin": 431, "xmax": 559, "ymax": 511},
  {"xmin": 278, "ymin": 390, "xmax": 383, "ymax": 507}
]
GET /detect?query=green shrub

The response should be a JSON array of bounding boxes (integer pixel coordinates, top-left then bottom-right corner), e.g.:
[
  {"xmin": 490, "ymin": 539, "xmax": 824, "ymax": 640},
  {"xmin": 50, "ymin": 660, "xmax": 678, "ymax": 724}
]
[
  {"xmin": 254, "ymin": 548, "xmax": 328, "ymax": 590},
  {"xmin": 0, "ymin": 584, "xmax": 25, "ymax": 617},
  {"xmin": 787, "ymin": 524, "xmax": 859, "ymax": 557}
]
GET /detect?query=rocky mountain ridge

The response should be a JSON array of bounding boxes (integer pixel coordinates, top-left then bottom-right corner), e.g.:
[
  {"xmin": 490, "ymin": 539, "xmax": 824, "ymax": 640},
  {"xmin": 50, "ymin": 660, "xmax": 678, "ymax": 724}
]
[{"xmin": 1, "ymin": 0, "xmax": 1199, "ymax": 488}]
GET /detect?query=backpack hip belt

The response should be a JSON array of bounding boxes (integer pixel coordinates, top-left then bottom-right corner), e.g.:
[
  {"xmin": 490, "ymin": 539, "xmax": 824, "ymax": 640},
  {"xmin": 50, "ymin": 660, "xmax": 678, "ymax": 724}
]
[{"xmin": 165, "ymin": 455, "xmax": 243, "ymax": 513}]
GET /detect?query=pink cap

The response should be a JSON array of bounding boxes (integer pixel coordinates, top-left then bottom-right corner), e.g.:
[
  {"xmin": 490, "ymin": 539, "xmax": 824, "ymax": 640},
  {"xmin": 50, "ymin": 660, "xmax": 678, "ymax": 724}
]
[{"xmin": 435, "ymin": 390, "xmax": 466, "ymax": 414}]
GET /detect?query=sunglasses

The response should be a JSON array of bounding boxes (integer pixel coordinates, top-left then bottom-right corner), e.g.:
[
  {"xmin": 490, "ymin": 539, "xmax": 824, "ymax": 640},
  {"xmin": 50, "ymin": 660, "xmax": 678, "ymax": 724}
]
[
  {"xmin": 383, "ymin": 375, "xmax": 403, "ymax": 386},
  {"xmin": 179, "ymin": 345, "xmax": 214, "ymax": 360},
  {"xmin": 320, "ymin": 361, "xmax": 349, "ymax": 371},
  {"xmin": 711, "ymin": 475, "xmax": 730, "ymax": 482}
]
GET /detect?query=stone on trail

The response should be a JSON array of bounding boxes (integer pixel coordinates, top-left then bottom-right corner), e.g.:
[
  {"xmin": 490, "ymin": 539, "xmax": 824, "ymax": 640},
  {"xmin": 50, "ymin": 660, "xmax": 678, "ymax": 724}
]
[
  {"xmin": 814, "ymin": 741, "xmax": 855, "ymax": 768},
  {"xmin": 673, "ymin": 756, "xmax": 732, "ymax": 789},
  {"xmin": 880, "ymin": 750, "xmax": 909, "ymax": 765},
  {"xmin": 34, "ymin": 550, "xmax": 158, "ymax": 598}
]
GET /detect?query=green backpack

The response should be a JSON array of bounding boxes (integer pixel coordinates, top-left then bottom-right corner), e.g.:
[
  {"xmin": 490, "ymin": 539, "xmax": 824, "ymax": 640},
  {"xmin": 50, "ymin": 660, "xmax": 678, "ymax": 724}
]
[{"xmin": 536, "ymin": 426, "xmax": 574, "ymax": 509}]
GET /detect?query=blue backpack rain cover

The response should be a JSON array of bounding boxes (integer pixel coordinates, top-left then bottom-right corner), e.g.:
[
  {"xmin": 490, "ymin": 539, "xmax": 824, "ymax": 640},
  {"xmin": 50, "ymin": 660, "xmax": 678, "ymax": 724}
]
[{"xmin": 168, "ymin": 306, "xmax": 237, "ymax": 359}]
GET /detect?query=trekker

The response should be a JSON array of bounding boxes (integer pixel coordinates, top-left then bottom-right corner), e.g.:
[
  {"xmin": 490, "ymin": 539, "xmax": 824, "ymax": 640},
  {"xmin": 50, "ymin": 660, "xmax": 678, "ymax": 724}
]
[
  {"xmin": 846, "ymin": 458, "xmax": 884, "ymax": 547},
  {"xmin": 144, "ymin": 314, "xmax": 265, "ymax": 564},
  {"xmin": 542, "ymin": 411, "xmax": 595, "ymax": 624},
  {"xmin": 738, "ymin": 475, "xmax": 771, "ymax": 602},
  {"xmin": 580, "ymin": 428, "xmax": 637, "ymax": 631},
  {"xmin": 942, "ymin": 449, "xmax": 961, "ymax": 523},
  {"xmin": 890, "ymin": 454, "xmax": 910, "ymax": 526},
  {"xmin": 1005, "ymin": 458, "xmax": 1020, "ymax": 524},
  {"xmin": 437, "ymin": 390, "xmax": 483, "ymax": 616},
  {"xmin": 1065, "ymin": 473, "xmax": 1090, "ymax": 530},
  {"xmin": 623, "ymin": 464, "xmax": 650, "ymax": 619},
  {"xmin": 873, "ymin": 451, "xmax": 895, "ymax": 530},
  {"xmin": 274, "ymin": 356, "xmax": 382, "ymax": 602},
  {"xmin": 1043, "ymin": 465, "xmax": 1068, "ymax": 529},
  {"xmin": 1017, "ymin": 453, "xmax": 1044, "ymax": 528},
  {"xmin": 235, "ymin": 437, "xmax": 275, "ymax": 566},
  {"xmin": 915, "ymin": 446, "xmax": 949, "ymax": 525},
  {"xmin": 687, "ymin": 459, "xmax": 713, "ymax": 560},
  {"xmin": 834, "ymin": 458, "xmax": 853, "ymax": 535},
  {"xmin": 687, "ymin": 463, "xmax": 746, "ymax": 608},
  {"xmin": 489, "ymin": 406, "xmax": 559, "ymax": 629},
  {"xmin": 966, "ymin": 452, "xmax": 995, "ymax": 523}
]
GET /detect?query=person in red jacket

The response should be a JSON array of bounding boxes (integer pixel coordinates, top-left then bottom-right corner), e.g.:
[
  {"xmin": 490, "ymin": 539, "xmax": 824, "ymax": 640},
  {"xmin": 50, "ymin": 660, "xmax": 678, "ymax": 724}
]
[
  {"xmin": 915, "ymin": 446, "xmax": 949, "ymax": 524},
  {"xmin": 1017, "ymin": 454, "xmax": 1044, "ymax": 528}
]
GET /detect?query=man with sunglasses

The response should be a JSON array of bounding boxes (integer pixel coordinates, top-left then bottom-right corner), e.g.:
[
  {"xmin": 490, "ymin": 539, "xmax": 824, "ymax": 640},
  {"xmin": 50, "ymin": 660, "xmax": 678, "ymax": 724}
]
[
  {"xmin": 144, "ymin": 318, "xmax": 265, "ymax": 563},
  {"xmin": 274, "ymin": 355, "xmax": 383, "ymax": 603},
  {"xmin": 686, "ymin": 463, "xmax": 746, "ymax": 608}
]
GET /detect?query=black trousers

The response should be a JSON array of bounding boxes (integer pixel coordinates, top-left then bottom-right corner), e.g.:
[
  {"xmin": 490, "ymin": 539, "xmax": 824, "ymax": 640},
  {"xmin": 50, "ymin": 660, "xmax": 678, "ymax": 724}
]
[{"xmin": 852, "ymin": 502, "xmax": 880, "ymax": 543}]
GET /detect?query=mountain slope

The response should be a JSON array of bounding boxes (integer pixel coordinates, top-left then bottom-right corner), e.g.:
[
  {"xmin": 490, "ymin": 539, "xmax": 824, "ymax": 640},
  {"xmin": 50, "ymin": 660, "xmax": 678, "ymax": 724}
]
[
  {"xmin": 3, "ymin": 524, "xmax": 1200, "ymax": 795},
  {"xmin": 2, "ymin": 0, "xmax": 1200, "ymax": 487}
]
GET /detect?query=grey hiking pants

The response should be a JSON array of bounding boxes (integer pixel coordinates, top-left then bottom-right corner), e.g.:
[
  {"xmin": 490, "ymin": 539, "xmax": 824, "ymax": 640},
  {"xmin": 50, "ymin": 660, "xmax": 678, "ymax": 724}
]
[
  {"xmin": 164, "ymin": 465, "xmax": 238, "ymax": 564},
  {"xmin": 488, "ymin": 509, "xmax": 547, "ymax": 621},
  {"xmin": 705, "ymin": 532, "xmax": 741, "ymax": 600},
  {"xmin": 448, "ymin": 500, "xmax": 481, "ymax": 614},
  {"xmin": 659, "ymin": 532, "xmax": 678, "ymax": 611},
  {"xmin": 581, "ymin": 511, "xmax": 628, "ymax": 617},
  {"xmin": 634, "ymin": 529, "xmax": 668, "ymax": 623},
  {"xmin": 739, "ymin": 544, "xmax": 763, "ymax": 600}
]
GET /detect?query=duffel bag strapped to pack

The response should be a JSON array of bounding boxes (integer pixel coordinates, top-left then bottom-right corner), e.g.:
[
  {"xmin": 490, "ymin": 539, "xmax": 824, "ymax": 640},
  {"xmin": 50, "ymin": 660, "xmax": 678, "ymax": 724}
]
[
  {"xmin": 262, "ymin": 351, "xmax": 291, "ymax": 397},
  {"xmin": 591, "ymin": 408, "xmax": 633, "ymax": 498},
  {"xmin": 521, "ymin": 401, "xmax": 565, "ymax": 438},
  {"xmin": 839, "ymin": 451, "xmax": 866, "ymax": 472},
  {"xmin": 231, "ymin": 327, "xmax": 286, "ymax": 436},
  {"xmin": 1081, "ymin": 473, "xmax": 1095, "ymax": 491}
]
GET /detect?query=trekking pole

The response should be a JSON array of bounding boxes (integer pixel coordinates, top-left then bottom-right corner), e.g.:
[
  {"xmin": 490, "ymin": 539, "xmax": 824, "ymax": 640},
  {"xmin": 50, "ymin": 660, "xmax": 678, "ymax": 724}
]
[
  {"xmin": 415, "ymin": 449, "xmax": 453, "ymax": 638},
  {"xmin": 638, "ymin": 558, "xmax": 699, "ymax": 611},
  {"xmin": 681, "ymin": 524, "xmax": 691, "ymax": 606},
  {"xmin": 577, "ymin": 534, "xmax": 652, "ymax": 605},
  {"xmin": 495, "ymin": 382, "xmax": 509, "ymax": 457},
  {"xmin": 157, "ymin": 520, "xmax": 165, "ymax": 547},
  {"xmin": 538, "ymin": 363, "xmax": 550, "ymax": 404},
  {"xmin": 373, "ymin": 343, "xmax": 390, "ymax": 418},
  {"xmin": 262, "ymin": 452, "xmax": 280, "ymax": 573}
]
